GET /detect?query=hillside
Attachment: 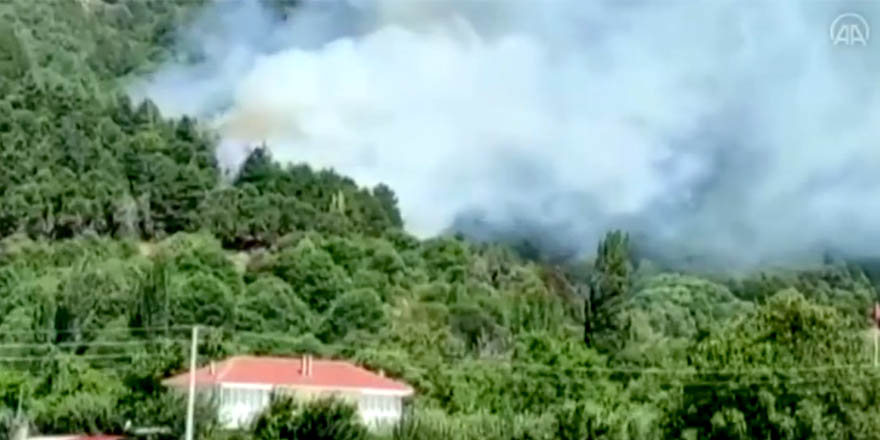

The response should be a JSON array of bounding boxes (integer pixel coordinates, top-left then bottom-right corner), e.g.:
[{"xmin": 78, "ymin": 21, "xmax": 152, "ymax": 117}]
[{"xmin": 1, "ymin": 1, "xmax": 880, "ymax": 439}]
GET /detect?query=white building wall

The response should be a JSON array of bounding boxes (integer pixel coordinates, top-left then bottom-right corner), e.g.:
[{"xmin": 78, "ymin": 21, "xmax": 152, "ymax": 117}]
[
  {"xmin": 212, "ymin": 384, "xmax": 405, "ymax": 431},
  {"xmin": 216, "ymin": 384, "xmax": 272, "ymax": 429},
  {"xmin": 357, "ymin": 392, "xmax": 404, "ymax": 429}
]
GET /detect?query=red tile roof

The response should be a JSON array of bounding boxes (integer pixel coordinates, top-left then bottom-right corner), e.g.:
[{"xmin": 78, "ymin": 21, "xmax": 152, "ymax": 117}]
[{"xmin": 163, "ymin": 356, "xmax": 413, "ymax": 395}]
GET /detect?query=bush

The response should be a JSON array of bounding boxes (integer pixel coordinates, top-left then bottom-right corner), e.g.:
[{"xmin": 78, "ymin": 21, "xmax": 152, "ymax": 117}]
[
  {"xmin": 251, "ymin": 395, "xmax": 368, "ymax": 440},
  {"xmin": 389, "ymin": 408, "xmax": 554, "ymax": 440}
]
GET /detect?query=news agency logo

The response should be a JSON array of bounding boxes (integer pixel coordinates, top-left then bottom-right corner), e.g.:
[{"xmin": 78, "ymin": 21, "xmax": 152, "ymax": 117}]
[{"xmin": 830, "ymin": 12, "xmax": 870, "ymax": 46}]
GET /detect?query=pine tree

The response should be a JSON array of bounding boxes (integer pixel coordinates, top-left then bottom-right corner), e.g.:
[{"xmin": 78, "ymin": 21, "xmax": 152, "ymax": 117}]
[{"xmin": 585, "ymin": 230, "xmax": 632, "ymax": 345}]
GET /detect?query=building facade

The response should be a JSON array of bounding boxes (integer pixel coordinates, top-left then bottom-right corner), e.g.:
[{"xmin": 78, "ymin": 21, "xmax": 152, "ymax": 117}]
[{"xmin": 164, "ymin": 355, "xmax": 413, "ymax": 430}]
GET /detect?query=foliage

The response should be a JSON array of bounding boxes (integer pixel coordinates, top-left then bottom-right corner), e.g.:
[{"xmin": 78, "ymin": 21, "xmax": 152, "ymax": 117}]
[
  {"xmin": 597, "ymin": 274, "xmax": 754, "ymax": 364},
  {"xmin": 252, "ymin": 395, "xmax": 368, "ymax": 440},
  {"xmin": 389, "ymin": 409, "xmax": 554, "ymax": 440},
  {"xmin": 2, "ymin": 0, "xmax": 880, "ymax": 438},
  {"xmin": 585, "ymin": 230, "xmax": 632, "ymax": 346},
  {"xmin": 668, "ymin": 289, "xmax": 879, "ymax": 439}
]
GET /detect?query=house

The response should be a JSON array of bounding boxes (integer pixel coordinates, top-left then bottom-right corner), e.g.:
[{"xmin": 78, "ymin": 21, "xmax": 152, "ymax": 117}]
[{"xmin": 163, "ymin": 355, "xmax": 414, "ymax": 430}]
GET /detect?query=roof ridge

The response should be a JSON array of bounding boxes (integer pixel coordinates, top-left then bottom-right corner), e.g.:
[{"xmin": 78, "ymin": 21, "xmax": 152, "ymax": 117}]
[
  {"xmin": 233, "ymin": 354, "xmax": 339, "ymax": 363},
  {"xmin": 339, "ymin": 360, "xmax": 389, "ymax": 372}
]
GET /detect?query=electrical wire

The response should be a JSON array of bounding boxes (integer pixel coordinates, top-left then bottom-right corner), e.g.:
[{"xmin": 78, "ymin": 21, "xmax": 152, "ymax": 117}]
[
  {"xmin": 0, "ymin": 324, "xmax": 878, "ymax": 383},
  {"xmin": 0, "ymin": 339, "xmax": 188, "ymax": 350},
  {"xmin": 0, "ymin": 325, "xmax": 195, "ymax": 336},
  {"xmin": 0, "ymin": 353, "xmax": 144, "ymax": 362},
  {"xmin": 203, "ymin": 325, "xmax": 880, "ymax": 377}
]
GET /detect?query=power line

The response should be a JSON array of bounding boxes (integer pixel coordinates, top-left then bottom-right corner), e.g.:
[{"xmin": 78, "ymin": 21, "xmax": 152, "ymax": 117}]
[
  {"xmin": 210, "ymin": 329, "xmax": 302, "ymax": 344},
  {"xmin": 0, "ymin": 324, "xmax": 877, "ymax": 382},
  {"xmin": 0, "ymin": 325, "xmax": 195, "ymax": 336},
  {"xmin": 199, "ymin": 326, "xmax": 880, "ymax": 378},
  {"xmin": 424, "ymin": 357, "xmax": 880, "ymax": 379},
  {"xmin": 503, "ymin": 362, "xmax": 880, "ymax": 376},
  {"xmin": 0, "ymin": 339, "xmax": 188, "ymax": 350},
  {"xmin": 0, "ymin": 354, "xmax": 145, "ymax": 362}
]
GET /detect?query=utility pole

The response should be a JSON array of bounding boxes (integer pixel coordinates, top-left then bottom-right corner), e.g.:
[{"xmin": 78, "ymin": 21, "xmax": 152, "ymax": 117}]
[
  {"xmin": 15, "ymin": 383, "xmax": 22, "ymax": 421},
  {"xmin": 873, "ymin": 304, "xmax": 880, "ymax": 367},
  {"xmin": 185, "ymin": 325, "xmax": 199, "ymax": 440},
  {"xmin": 10, "ymin": 384, "xmax": 26, "ymax": 440},
  {"xmin": 874, "ymin": 326, "xmax": 878, "ymax": 367}
]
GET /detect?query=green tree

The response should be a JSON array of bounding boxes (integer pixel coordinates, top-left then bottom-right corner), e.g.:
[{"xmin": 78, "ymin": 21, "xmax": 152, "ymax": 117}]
[
  {"xmin": 237, "ymin": 276, "xmax": 315, "ymax": 334},
  {"xmin": 669, "ymin": 289, "xmax": 878, "ymax": 439},
  {"xmin": 318, "ymin": 288, "xmax": 386, "ymax": 343},
  {"xmin": 585, "ymin": 230, "xmax": 632, "ymax": 346},
  {"xmin": 264, "ymin": 240, "xmax": 351, "ymax": 313}
]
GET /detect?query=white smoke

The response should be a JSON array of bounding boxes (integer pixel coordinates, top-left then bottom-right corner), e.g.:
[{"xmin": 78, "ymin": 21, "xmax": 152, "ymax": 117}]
[{"xmin": 130, "ymin": 0, "xmax": 880, "ymax": 267}]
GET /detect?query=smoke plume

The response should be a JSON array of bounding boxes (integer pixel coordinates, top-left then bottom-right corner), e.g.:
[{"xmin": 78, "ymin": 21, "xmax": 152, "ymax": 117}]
[{"xmin": 129, "ymin": 0, "xmax": 880, "ymax": 268}]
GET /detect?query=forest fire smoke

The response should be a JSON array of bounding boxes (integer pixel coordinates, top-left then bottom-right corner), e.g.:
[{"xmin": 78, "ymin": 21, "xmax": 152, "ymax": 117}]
[{"xmin": 131, "ymin": 0, "xmax": 880, "ymax": 268}]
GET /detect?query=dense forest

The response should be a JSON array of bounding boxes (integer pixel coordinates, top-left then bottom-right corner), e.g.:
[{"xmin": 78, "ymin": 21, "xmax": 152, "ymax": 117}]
[{"xmin": 1, "ymin": 0, "xmax": 880, "ymax": 439}]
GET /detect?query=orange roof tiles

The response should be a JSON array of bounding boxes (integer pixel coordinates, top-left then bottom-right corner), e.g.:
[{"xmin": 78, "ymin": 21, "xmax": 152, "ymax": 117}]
[{"xmin": 163, "ymin": 356, "xmax": 413, "ymax": 395}]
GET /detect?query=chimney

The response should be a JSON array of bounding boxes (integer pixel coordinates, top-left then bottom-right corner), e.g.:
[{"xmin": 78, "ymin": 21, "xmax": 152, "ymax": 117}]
[
  {"xmin": 302, "ymin": 354, "xmax": 313, "ymax": 377},
  {"xmin": 209, "ymin": 361, "xmax": 216, "ymax": 376},
  {"xmin": 379, "ymin": 369, "xmax": 385, "ymax": 377}
]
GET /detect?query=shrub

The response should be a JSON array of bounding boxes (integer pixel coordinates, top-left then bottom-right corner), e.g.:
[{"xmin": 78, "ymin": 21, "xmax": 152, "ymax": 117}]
[{"xmin": 251, "ymin": 395, "xmax": 368, "ymax": 440}]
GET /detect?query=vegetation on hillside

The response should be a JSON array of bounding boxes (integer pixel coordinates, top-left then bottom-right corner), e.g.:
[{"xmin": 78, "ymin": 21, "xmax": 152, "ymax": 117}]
[{"xmin": 1, "ymin": 0, "xmax": 880, "ymax": 439}]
